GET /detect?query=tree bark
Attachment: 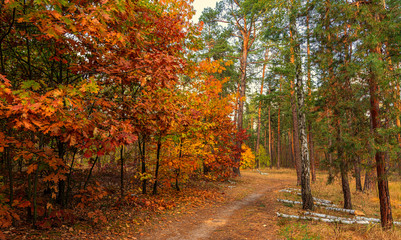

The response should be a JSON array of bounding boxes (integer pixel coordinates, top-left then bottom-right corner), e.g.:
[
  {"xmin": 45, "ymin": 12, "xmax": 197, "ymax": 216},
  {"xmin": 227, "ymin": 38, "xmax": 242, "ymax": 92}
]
[
  {"xmin": 308, "ymin": 125, "xmax": 316, "ymax": 182},
  {"xmin": 290, "ymin": 0, "xmax": 313, "ymax": 210},
  {"xmin": 339, "ymin": 149, "xmax": 352, "ymax": 210},
  {"xmin": 364, "ymin": 156, "xmax": 375, "ymax": 191},
  {"xmin": 234, "ymin": 41, "xmax": 248, "ymax": 176},
  {"xmin": 56, "ymin": 139, "xmax": 66, "ymax": 207},
  {"xmin": 120, "ymin": 146, "xmax": 124, "ymax": 200},
  {"xmin": 277, "ymin": 105, "xmax": 281, "ymax": 169},
  {"xmin": 139, "ymin": 135, "xmax": 147, "ymax": 194},
  {"xmin": 256, "ymin": 49, "xmax": 269, "ymax": 169},
  {"xmin": 268, "ymin": 98, "xmax": 272, "ymax": 166},
  {"xmin": 354, "ymin": 156, "xmax": 362, "ymax": 192},
  {"xmin": 291, "ymin": 95, "xmax": 301, "ymax": 185},
  {"xmin": 153, "ymin": 136, "xmax": 162, "ymax": 195},
  {"xmin": 369, "ymin": 66, "xmax": 393, "ymax": 229}
]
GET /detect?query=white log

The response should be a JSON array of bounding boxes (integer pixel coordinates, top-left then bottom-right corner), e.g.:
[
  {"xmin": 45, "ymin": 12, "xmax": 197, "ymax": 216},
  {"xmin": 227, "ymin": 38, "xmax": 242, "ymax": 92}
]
[
  {"xmin": 257, "ymin": 169, "xmax": 268, "ymax": 175},
  {"xmin": 278, "ymin": 212, "xmax": 401, "ymax": 226},
  {"xmin": 315, "ymin": 202, "xmax": 337, "ymax": 207},
  {"xmin": 296, "ymin": 193, "xmax": 332, "ymax": 204},
  {"xmin": 324, "ymin": 207, "xmax": 356, "ymax": 214},
  {"xmin": 354, "ymin": 216, "xmax": 401, "ymax": 226},
  {"xmin": 228, "ymin": 180, "xmax": 236, "ymax": 184},
  {"xmin": 279, "ymin": 189, "xmax": 333, "ymax": 205},
  {"xmin": 277, "ymin": 198, "xmax": 336, "ymax": 207},
  {"xmin": 355, "ymin": 216, "xmax": 380, "ymax": 223},
  {"xmin": 277, "ymin": 199, "xmax": 302, "ymax": 205},
  {"xmin": 277, "ymin": 212, "xmax": 370, "ymax": 225}
]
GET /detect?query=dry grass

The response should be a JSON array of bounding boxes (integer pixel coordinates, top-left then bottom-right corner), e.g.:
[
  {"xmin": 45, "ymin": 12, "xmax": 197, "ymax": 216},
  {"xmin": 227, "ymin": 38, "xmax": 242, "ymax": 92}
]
[{"xmin": 272, "ymin": 168, "xmax": 401, "ymax": 240}]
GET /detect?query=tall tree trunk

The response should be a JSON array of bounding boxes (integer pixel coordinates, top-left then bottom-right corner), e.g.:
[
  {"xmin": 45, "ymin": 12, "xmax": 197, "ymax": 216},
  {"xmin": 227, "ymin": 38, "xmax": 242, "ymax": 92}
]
[
  {"xmin": 369, "ymin": 66, "xmax": 393, "ymax": 229},
  {"xmin": 234, "ymin": 81, "xmax": 240, "ymax": 127},
  {"xmin": 306, "ymin": 0, "xmax": 315, "ymax": 183},
  {"xmin": 175, "ymin": 138, "xmax": 183, "ymax": 191},
  {"xmin": 289, "ymin": 129, "xmax": 295, "ymax": 167},
  {"xmin": 326, "ymin": 112, "xmax": 334, "ymax": 185},
  {"xmin": 66, "ymin": 149, "xmax": 77, "ymax": 206},
  {"xmin": 354, "ymin": 156, "xmax": 362, "ymax": 192},
  {"xmin": 56, "ymin": 139, "xmax": 66, "ymax": 207},
  {"xmin": 291, "ymin": 95, "xmax": 301, "ymax": 185},
  {"xmin": 340, "ymin": 161, "xmax": 352, "ymax": 209},
  {"xmin": 32, "ymin": 166, "xmax": 38, "ymax": 226},
  {"xmin": 277, "ymin": 105, "xmax": 281, "ymax": 169},
  {"xmin": 297, "ymin": 74, "xmax": 313, "ymax": 210},
  {"xmin": 290, "ymin": 0, "xmax": 313, "ymax": 209},
  {"xmin": 153, "ymin": 136, "xmax": 162, "ymax": 195},
  {"xmin": 256, "ymin": 49, "xmax": 269, "ymax": 169},
  {"xmin": 336, "ymin": 122, "xmax": 352, "ymax": 209},
  {"xmin": 308, "ymin": 125, "xmax": 316, "ymax": 182},
  {"xmin": 6, "ymin": 148, "xmax": 13, "ymax": 208},
  {"xmin": 270, "ymin": 130, "xmax": 274, "ymax": 169},
  {"xmin": 396, "ymin": 83, "xmax": 401, "ymax": 176},
  {"xmin": 364, "ymin": 157, "xmax": 375, "ymax": 191},
  {"xmin": 120, "ymin": 146, "xmax": 124, "ymax": 200},
  {"xmin": 84, "ymin": 156, "xmax": 98, "ymax": 189},
  {"xmin": 268, "ymin": 99, "xmax": 272, "ymax": 166},
  {"xmin": 234, "ymin": 39, "xmax": 250, "ymax": 177},
  {"xmin": 139, "ymin": 135, "xmax": 147, "ymax": 194}
]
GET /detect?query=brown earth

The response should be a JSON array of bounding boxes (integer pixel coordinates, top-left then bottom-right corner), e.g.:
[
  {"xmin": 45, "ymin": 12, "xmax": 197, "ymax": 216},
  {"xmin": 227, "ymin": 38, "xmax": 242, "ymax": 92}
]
[{"xmin": 134, "ymin": 169, "xmax": 293, "ymax": 240}]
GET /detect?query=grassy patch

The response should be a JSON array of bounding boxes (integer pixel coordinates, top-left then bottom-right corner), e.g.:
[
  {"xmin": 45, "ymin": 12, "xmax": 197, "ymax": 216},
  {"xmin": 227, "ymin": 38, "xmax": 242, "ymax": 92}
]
[
  {"xmin": 279, "ymin": 222, "xmax": 321, "ymax": 240},
  {"xmin": 274, "ymin": 168, "xmax": 401, "ymax": 239}
]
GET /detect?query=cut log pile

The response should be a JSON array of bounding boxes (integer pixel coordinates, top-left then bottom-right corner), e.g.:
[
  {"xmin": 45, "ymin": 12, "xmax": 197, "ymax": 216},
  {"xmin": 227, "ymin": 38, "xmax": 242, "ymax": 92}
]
[
  {"xmin": 276, "ymin": 212, "xmax": 401, "ymax": 226},
  {"xmin": 277, "ymin": 198, "xmax": 337, "ymax": 208},
  {"xmin": 256, "ymin": 169, "xmax": 268, "ymax": 175},
  {"xmin": 275, "ymin": 188, "xmax": 401, "ymax": 226}
]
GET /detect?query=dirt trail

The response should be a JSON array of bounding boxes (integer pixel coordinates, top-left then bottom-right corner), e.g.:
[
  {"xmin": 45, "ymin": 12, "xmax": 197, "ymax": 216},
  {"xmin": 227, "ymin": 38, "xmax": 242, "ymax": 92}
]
[{"xmin": 136, "ymin": 170, "xmax": 293, "ymax": 240}]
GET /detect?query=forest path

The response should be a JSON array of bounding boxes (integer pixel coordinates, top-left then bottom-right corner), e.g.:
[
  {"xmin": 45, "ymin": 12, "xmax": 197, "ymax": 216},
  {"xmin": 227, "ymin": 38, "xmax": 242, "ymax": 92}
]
[{"xmin": 135, "ymin": 170, "xmax": 294, "ymax": 240}]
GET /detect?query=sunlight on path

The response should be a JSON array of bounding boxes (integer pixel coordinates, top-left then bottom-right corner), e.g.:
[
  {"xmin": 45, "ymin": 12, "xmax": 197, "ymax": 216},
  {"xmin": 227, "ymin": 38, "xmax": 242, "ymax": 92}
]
[{"xmin": 186, "ymin": 192, "xmax": 265, "ymax": 240}]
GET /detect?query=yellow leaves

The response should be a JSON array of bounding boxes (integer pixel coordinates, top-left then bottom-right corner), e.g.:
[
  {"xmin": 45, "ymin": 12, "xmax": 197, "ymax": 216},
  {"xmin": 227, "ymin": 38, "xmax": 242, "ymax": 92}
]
[
  {"xmin": 198, "ymin": 59, "xmax": 226, "ymax": 74},
  {"xmin": 224, "ymin": 60, "xmax": 233, "ymax": 66},
  {"xmin": 79, "ymin": 79, "xmax": 99, "ymax": 94},
  {"xmin": 53, "ymin": 89, "xmax": 63, "ymax": 98},
  {"xmin": 241, "ymin": 144, "xmax": 255, "ymax": 169}
]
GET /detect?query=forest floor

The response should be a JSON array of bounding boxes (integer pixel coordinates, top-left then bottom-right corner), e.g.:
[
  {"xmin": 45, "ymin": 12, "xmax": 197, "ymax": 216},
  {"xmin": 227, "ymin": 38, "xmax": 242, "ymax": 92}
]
[
  {"xmin": 9, "ymin": 168, "xmax": 401, "ymax": 239},
  {"xmin": 134, "ymin": 169, "xmax": 290, "ymax": 240},
  {"xmin": 9, "ymin": 169, "xmax": 292, "ymax": 240}
]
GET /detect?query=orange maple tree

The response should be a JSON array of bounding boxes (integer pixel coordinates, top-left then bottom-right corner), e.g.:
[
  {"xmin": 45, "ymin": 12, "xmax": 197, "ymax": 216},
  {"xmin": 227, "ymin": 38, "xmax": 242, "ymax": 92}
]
[{"xmin": 0, "ymin": 0, "xmax": 243, "ymax": 233}]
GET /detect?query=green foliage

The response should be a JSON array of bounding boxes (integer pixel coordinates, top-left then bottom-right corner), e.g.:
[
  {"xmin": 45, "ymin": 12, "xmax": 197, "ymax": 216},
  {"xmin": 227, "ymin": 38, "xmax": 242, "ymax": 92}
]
[
  {"xmin": 279, "ymin": 223, "xmax": 321, "ymax": 240},
  {"xmin": 257, "ymin": 145, "xmax": 270, "ymax": 168}
]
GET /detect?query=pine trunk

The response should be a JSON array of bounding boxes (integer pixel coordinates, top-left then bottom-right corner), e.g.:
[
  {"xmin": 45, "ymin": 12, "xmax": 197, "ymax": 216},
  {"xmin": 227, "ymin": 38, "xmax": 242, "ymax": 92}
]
[
  {"xmin": 153, "ymin": 137, "xmax": 162, "ymax": 195},
  {"xmin": 340, "ymin": 162, "xmax": 352, "ymax": 209},
  {"xmin": 308, "ymin": 125, "xmax": 316, "ymax": 182},
  {"xmin": 234, "ymin": 41, "xmax": 249, "ymax": 176},
  {"xmin": 364, "ymin": 156, "xmax": 375, "ymax": 191},
  {"xmin": 120, "ymin": 146, "xmax": 124, "ymax": 200},
  {"xmin": 256, "ymin": 49, "xmax": 268, "ymax": 169},
  {"xmin": 369, "ymin": 69, "xmax": 393, "ymax": 229},
  {"xmin": 277, "ymin": 106, "xmax": 281, "ymax": 169},
  {"xmin": 291, "ymin": 1, "xmax": 313, "ymax": 209},
  {"xmin": 354, "ymin": 157, "xmax": 363, "ymax": 192},
  {"xmin": 291, "ymin": 93, "xmax": 302, "ymax": 185}
]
